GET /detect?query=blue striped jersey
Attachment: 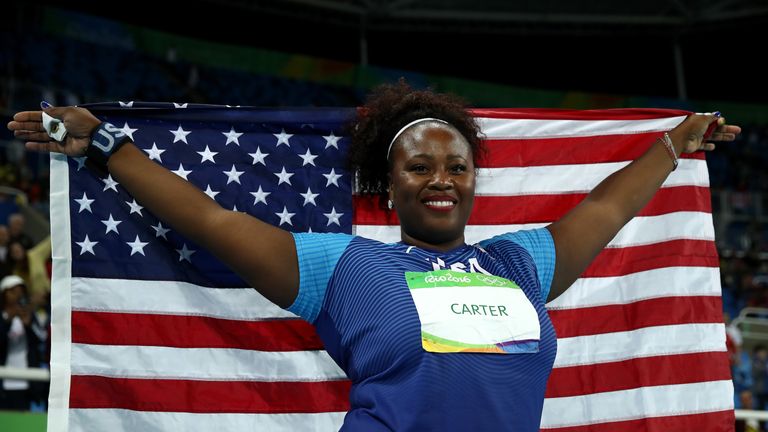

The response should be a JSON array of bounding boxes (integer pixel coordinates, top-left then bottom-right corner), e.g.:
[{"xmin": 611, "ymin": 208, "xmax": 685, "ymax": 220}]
[{"xmin": 289, "ymin": 227, "xmax": 557, "ymax": 431}]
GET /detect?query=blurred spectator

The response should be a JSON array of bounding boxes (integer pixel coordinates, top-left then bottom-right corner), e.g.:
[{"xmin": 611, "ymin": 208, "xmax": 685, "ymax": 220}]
[
  {"xmin": 8, "ymin": 237, "xmax": 51, "ymax": 299},
  {"xmin": 752, "ymin": 346, "xmax": 768, "ymax": 410},
  {"xmin": 734, "ymin": 350, "xmax": 754, "ymax": 401},
  {"xmin": 8, "ymin": 213, "xmax": 33, "ymax": 250},
  {"xmin": 0, "ymin": 275, "xmax": 47, "ymax": 411},
  {"xmin": 736, "ymin": 390, "xmax": 762, "ymax": 432}
]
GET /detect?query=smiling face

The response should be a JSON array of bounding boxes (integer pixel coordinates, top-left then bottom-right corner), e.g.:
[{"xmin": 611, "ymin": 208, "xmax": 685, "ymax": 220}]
[{"xmin": 388, "ymin": 122, "xmax": 476, "ymax": 252}]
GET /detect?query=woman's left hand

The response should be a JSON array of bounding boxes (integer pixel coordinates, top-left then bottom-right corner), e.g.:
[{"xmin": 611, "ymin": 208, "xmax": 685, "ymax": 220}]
[{"xmin": 675, "ymin": 113, "xmax": 741, "ymax": 154}]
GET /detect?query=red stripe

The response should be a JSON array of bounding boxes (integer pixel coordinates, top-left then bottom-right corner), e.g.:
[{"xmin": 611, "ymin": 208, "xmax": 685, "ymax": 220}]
[
  {"xmin": 548, "ymin": 296, "xmax": 724, "ymax": 339},
  {"xmin": 353, "ymin": 186, "xmax": 711, "ymax": 225},
  {"xmin": 540, "ymin": 409, "xmax": 734, "ymax": 432},
  {"xmin": 546, "ymin": 352, "xmax": 732, "ymax": 398},
  {"xmin": 72, "ymin": 312, "xmax": 323, "ymax": 351},
  {"xmin": 478, "ymin": 134, "xmax": 703, "ymax": 168},
  {"xmin": 69, "ymin": 375, "xmax": 352, "ymax": 413},
  {"xmin": 470, "ymin": 108, "xmax": 691, "ymax": 121},
  {"xmin": 583, "ymin": 239, "xmax": 718, "ymax": 278}
]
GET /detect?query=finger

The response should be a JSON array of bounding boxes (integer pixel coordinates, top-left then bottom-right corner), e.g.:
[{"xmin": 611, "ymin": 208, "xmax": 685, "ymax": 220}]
[
  {"xmin": 14, "ymin": 130, "xmax": 51, "ymax": 142},
  {"xmin": 25, "ymin": 141, "xmax": 64, "ymax": 154},
  {"xmin": 7, "ymin": 120, "xmax": 46, "ymax": 132},
  {"xmin": 702, "ymin": 143, "xmax": 716, "ymax": 151},
  {"xmin": 709, "ymin": 132, "xmax": 738, "ymax": 141},
  {"xmin": 12, "ymin": 111, "xmax": 43, "ymax": 122}
]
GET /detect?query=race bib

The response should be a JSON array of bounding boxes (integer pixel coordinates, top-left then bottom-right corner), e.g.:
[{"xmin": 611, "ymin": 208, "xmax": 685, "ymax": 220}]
[{"xmin": 406, "ymin": 270, "xmax": 540, "ymax": 354}]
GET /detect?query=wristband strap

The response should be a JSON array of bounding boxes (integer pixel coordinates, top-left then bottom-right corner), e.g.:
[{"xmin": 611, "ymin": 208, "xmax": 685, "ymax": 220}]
[
  {"xmin": 85, "ymin": 122, "xmax": 131, "ymax": 176},
  {"xmin": 658, "ymin": 132, "xmax": 678, "ymax": 171}
]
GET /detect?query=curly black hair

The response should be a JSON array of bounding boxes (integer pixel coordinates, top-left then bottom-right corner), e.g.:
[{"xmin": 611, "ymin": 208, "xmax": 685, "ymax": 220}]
[{"xmin": 346, "ymin": 79, "xmax": 484, "ymax": 203}]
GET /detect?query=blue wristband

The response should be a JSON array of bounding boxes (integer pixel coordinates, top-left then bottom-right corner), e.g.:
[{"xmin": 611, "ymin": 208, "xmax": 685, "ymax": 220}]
[{"xmin": 85, "ymin": 122, "xmax": 131, "ymax": 176}]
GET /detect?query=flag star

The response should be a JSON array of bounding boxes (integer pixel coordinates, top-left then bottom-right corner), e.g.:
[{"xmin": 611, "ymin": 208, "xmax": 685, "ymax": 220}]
[
  {"xmin": 144, "ymin": 142, "xmax": 166, "ymax": 162},
  {"xmin": 274, "ymin": 166, "xmax": 294, "ymax": 186},
  {"xmin": 177, "ymin": 243, "xmax": 196, "ymax": 262},
  {"xmin": 172, "ymin": 163, "xmax": 192, "ymax": 180},
  {"xmin": 126, "ymin": 199, "xmax": 144, "ymax": 216},
  {"xmin": 307, "ymin": 227, "xmax": 313, "ymax": 233},
  {"xmin": 232, "ymin": 204, "xmax": 239, "ymax": 212},
  {"xmin": 274, "ymin": 129, "xmax": 293, "ymax": 147},
  {"xmin": 73, "ymin": 156, "xmax": 87, "ymax": 171},
  {"xmin": 323, "ymin": 168, "xmax": 342, "ymax": 187},
  {"xmin": 203, "ymin": 185, "xmax": 220, "ymax": 200},
  {"xmin": 174, "ymin": 103, "xmax": 188, "ymax": 108},
  {"xmin": 74, "ymin": 192, "xmax": 94, "ymax": 213},
  {"xmin": 324, "ymin": 207, "xmax": 344, "ymax": 226},
  {"xmin": 101, "ymin": 214, "xmax": 123, "ymax": 234},
  {"xmin": 126, "ymin": 235, "xmax": 149, "ymax": 256},
  {"xmin": 119, "ymin": 101, "xmax": 134, "ymax": 108},
  {"xmin": 250, "ymin": 186, "xmax": 270, "ymax": 205},
  {"xmin": 223, "ymin": 165, "xmax": 244, "ymax": 185},
  {"xmin": 249, "ymin": 147, "xmax": 269, "ymax": 165},
  {"xmin": 151, "ymin": 221, "xmax": 170, "ymax": 240},
  {"xmin": 76, "ymin": 235, "xmax": 98, "ymax": 255},
  {"xmin": 275, "ymin": 206, "xmax": 295, "ymax": 226},
  {"xmin": 118, "ymin": 122, "xmax": 138, "ymax": 141},
  {"xmin": 298, "ymin": 148, "xmax": 318, "ymax": 166},
  {"xmin": 197, "ymin": 145, "xmax": 218, "ymax": 163},
  {"xmin": 222, "ymin": 127, "xmax": 243, "ymax": 145},
  {"xmin": 170, "ymin": 125, "xmax": 191, "ymax": 144},
  {"xmin": 324, "ymin": 132, "xmax": 341, "ymax": 149},
  {"xmin": 103, "ymin": 175, "xmax": 119, "ymax": 192},
  {"xmin": 300, "ymin": 187, "xmax": 319, "ymax": 206}
]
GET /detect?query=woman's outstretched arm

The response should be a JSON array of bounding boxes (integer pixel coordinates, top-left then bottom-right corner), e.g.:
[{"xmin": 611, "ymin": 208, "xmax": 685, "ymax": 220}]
[
  {"xmin": 545, "ymin": 113, "xmax": 740, "ymax": 302},
  {"xmin": 9, "ymin": 106, "xmax": 299, "ymax": 308}
]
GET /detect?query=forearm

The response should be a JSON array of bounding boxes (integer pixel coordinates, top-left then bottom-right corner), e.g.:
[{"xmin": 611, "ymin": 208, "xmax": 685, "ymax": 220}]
[
  {"xmin": 585, "ymin": 129, "xmax": 685, "ymax": 225},
  {"xmin": 105, "ymin": 142, "xmax": 299, "ymax": 307},
  {"xmin": 547, "ymin": 130, "xmax": 686, "ymax": 300},
  {"xmin": 107, "ymin": 143, "xmax": 227, "ymax": 250}
]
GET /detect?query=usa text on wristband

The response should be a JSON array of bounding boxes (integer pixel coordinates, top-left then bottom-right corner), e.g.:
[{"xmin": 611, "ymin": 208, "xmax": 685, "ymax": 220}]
[{"xmin": 85, "ymin": 122, "xmax": 131, "ymax": 176}]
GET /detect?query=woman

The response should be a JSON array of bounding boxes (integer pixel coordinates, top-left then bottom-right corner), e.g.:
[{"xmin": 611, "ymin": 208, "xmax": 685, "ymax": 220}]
[
  {"xmin": 0, "ymin": 274, "xmax": 47, "ymax": 411},
  {"xmin": 8, "ymin": 81, "xmax": 739, "ymax": 430}
]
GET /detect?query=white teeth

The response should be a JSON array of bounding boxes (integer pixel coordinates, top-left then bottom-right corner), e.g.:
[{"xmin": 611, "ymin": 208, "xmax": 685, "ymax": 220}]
[{"xmin": 424, "ymin": 201, "xmax": 454, "ymax": 207}]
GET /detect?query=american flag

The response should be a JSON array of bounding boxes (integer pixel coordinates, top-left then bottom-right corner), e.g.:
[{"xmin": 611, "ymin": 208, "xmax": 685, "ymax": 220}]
[{"xmin": 48, "ymin": 103, "xmax": 734, "ymax": 431}]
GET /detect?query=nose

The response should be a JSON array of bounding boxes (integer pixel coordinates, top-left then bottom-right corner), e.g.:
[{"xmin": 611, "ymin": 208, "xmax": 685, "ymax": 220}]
[{"xmin": 428, "ymin": 169, "xmax": 453, "ymax": 190}]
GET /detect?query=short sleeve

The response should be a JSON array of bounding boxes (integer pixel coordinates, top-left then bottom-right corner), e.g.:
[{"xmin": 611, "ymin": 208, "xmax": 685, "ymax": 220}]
[
  {"xmin": 288, "ymin": 232, "xmax": 353, "ymax": 323},
  {"xmin": 479, "ymin": 227, "xmax": 556, "ymax": 301}
]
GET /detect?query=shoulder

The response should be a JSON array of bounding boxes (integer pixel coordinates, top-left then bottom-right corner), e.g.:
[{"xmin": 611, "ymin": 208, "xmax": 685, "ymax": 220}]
[{"xmin": 478, "ymin": 227, "xmax": 554, "ymax": 254}]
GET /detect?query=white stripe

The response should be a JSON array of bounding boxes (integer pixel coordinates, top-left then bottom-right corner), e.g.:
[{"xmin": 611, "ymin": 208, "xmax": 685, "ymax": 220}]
[
  {"xmin": 607, "ymin": 211, "xmax": 714, "ymax": 247},
  {"xmin": 554, "ymin": 323, "xmax": 725, "ymax": 368},
  {"xmin": 70, "ymin": 408, "xmax": 345, "ymax": 432},
  {"xmin": 355, "ymin": 211, "xmax": 714, "ymax": 246},
  {"xmin": 476, "ymin": 159, "xmax": 708, "ymax": 195},
  {"xmin": 71, "ymin": 277, "xmax": 296, "ymax": 320},
  {"xmin": 49, "ymin": 154, "xmax": 73, "ymax": 432},
  {"xmin": 71, "ymin": 343, "xmax": 346, "ymax": 381},
  {"xmin": 477, "ymin": 116, "xmax": 686, "ymax": 139},
  {"xmin": 547, "ymin": 267, "xmax": 721, "ymax": 310},
  {"xmin": 540, "ymin": 380, "xmax": 734, "ymax": 429}
]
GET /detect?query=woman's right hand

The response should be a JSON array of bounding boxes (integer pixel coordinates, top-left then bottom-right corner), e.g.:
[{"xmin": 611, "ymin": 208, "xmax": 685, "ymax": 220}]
[{"xmin": 7, "ymin": 105, "xmax": 102, "ymax": 157}]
